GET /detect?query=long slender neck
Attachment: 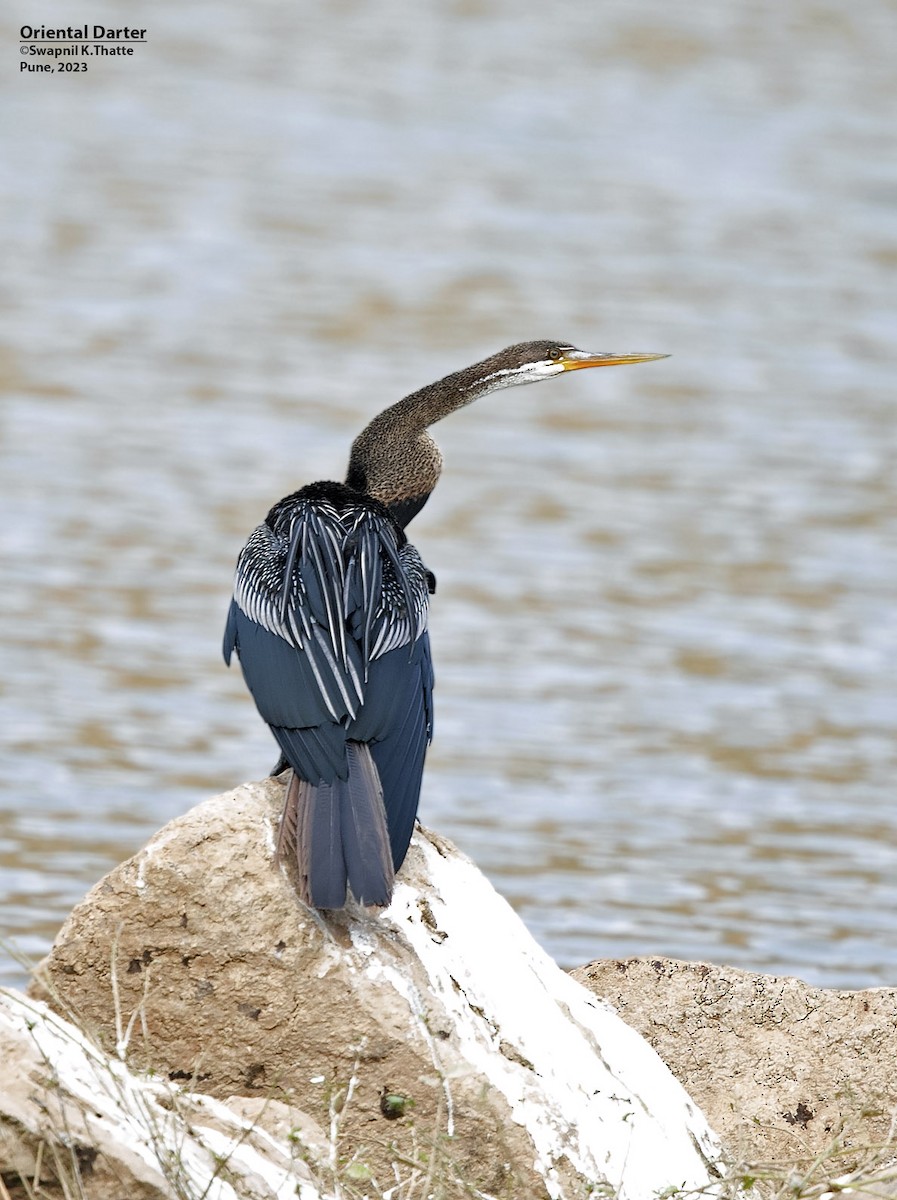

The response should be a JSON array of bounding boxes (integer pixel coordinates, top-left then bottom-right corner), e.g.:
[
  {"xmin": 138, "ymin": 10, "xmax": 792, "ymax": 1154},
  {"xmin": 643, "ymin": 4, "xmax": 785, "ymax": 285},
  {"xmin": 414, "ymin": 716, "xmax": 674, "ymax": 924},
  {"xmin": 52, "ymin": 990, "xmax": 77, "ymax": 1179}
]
[
  {"xmin": 386, "ymin": 359, "xmax": 498, "ymax": 428},
  {"xmin": 345, "ymin": 355, "xmax": 522, "ymax": 526}
]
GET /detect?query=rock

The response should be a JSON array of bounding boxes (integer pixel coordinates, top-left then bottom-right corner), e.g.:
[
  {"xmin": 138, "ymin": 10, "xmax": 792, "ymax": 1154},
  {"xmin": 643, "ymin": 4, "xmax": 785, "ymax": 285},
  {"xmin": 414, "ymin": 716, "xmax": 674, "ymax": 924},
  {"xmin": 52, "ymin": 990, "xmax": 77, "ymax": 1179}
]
[
  {"xmin": 29, "ymin": 778, "xmax": 724, "ymax": 1200},
  {"xmin": 571, "ymin": 957, "xmax": 897, "ymax": 1175},
  {"xmin": 0, "ymin": 986, "xmax": 325, "ymax": 1199}
]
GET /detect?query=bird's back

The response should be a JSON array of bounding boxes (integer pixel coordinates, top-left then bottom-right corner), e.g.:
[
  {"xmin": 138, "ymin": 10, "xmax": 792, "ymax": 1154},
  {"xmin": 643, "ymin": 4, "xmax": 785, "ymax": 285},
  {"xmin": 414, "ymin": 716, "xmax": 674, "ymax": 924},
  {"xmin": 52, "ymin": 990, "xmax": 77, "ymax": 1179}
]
[{"xmin": 224, "ymin": 481, "xmax": 433, "ymax": 906}]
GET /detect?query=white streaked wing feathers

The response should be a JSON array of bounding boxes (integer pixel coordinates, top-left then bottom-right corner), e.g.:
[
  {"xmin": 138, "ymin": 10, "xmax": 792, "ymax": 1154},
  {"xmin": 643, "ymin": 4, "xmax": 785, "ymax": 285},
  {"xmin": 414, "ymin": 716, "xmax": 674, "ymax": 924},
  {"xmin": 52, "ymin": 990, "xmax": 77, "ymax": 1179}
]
[{"xmin": 233, "ymin": 500, "xmax": 429, "ymax": 714}]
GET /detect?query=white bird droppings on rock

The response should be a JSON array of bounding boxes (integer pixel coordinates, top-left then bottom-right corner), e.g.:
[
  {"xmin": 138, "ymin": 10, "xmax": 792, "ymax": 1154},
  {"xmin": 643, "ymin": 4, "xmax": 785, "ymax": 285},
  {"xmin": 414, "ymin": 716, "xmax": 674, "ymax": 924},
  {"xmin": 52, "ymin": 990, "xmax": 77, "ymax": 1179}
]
[{"xmin": 27, "ymin": 777, "xmax": 726, "ymax": 1199}]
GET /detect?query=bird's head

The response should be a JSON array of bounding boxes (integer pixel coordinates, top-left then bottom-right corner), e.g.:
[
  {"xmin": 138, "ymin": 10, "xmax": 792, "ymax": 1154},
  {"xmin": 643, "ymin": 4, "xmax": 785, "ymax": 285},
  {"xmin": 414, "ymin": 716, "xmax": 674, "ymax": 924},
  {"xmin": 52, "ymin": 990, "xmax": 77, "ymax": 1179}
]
[
  {"xmin": 347, "ymin": 338, "xmax": 669, "ymax": 524},
  {"xmin": 475, "ymin": 340, "xmax": 669, "ymax": 389}
]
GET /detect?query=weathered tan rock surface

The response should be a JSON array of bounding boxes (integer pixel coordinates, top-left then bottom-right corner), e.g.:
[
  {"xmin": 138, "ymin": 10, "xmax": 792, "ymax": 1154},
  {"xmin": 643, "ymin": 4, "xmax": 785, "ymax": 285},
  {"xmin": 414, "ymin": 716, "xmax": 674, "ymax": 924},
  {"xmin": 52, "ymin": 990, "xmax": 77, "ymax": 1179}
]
[
  {"xmin": 28, "ymin": 778, "xmax": 723, "ymax": 1200},
  {"xmin": 572, "ymin": 956, "xmax": 897, "ymax": 1174},
  {"xmin": 0, "ymin": 987, "xmax": 325, "ymax": 1200}
]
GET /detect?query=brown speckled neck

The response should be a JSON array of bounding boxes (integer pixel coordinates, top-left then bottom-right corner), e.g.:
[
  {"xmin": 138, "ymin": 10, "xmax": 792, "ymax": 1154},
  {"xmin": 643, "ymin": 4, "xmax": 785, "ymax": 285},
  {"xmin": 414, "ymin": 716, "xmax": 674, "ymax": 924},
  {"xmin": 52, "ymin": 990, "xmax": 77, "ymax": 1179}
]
[{"xmin": 345, "ymin": 342, "xmax": 571, "ymax": 525}]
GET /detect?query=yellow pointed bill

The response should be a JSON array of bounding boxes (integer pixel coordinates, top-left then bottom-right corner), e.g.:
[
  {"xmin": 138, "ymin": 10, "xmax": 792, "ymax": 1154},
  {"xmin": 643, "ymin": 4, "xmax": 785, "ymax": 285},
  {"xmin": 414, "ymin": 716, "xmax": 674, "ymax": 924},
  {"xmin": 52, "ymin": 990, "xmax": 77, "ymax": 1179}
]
[{"xmin": 560, "ymin": 351, "xmax": 670, "ymax": 370}]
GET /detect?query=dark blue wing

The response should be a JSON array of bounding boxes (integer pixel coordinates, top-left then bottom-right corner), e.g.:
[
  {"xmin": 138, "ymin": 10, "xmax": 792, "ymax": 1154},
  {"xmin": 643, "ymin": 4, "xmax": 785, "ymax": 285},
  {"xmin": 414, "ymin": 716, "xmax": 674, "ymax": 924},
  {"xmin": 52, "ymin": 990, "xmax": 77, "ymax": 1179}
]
[
  {"xmin": 224, "ymin": 494, "xmax": 432, "ymax": 822},
  {"xmin": 226, "ymin": 601, "xmax": 349, "ymax": 780},
  {"xmin": 360, "ymin": 635, "xmax": 433, "ymax": 867},
  {"xmin": 230, "ymin": 505, "xmax": 366, "ymax": 722}
]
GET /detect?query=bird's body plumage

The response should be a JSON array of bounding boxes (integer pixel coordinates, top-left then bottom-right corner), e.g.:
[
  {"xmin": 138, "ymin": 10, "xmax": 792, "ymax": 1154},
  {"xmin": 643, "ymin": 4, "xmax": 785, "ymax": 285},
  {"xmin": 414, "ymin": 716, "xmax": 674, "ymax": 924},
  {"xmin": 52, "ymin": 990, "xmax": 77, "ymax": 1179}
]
[
  {"xmin": 225, "ymin": 340, "xmax": 666, "ymax": 910},
  {"xmin": 224, "ymin": 481, "xmax": 433, "ymax": 906}
]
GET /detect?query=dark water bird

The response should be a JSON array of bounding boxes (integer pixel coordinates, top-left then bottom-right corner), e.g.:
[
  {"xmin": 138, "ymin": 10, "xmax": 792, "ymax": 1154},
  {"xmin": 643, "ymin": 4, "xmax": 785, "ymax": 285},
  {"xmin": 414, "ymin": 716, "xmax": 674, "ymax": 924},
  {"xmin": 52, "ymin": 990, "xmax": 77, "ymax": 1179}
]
[{"xmin": 224, "ymin": 340, "xmax": 667, "ymax": 910}]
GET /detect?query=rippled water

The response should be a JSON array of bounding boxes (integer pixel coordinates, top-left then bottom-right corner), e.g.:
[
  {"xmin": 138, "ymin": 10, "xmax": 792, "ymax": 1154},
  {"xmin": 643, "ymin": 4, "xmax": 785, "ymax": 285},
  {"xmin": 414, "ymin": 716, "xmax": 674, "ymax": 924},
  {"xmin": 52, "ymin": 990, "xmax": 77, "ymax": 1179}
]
[{"xmin": 2, "ymin": 0, "xmax": 896, "ymax": 990}]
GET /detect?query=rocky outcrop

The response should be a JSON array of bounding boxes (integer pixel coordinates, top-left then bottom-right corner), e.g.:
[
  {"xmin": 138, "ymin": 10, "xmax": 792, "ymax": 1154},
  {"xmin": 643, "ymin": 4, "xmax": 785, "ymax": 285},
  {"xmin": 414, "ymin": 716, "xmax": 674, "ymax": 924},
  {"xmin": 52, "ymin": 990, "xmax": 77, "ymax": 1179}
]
[
  {"xmin": 26, "ymin": 778, "xmax": 723, "ymax": 1200},
  {"xmin": 10, "ymin": 777, "xmax": 897, "ymax": 1198},
  {"xmin": 572, "ymin": 957, "xmax": 897, "ymax": 1175},
  {"xmin": 0, "ymin": 987, "xmax": 327, "ymax": 1200}
]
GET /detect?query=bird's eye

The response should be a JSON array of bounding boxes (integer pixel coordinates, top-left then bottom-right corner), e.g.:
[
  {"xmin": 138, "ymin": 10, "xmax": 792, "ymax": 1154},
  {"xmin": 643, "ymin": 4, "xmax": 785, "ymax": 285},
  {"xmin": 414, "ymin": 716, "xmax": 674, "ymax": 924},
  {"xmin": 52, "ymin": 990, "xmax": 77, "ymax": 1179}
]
[{"xmin": 548, "ymin": 348, "xmax": 562, "ymax": 361}]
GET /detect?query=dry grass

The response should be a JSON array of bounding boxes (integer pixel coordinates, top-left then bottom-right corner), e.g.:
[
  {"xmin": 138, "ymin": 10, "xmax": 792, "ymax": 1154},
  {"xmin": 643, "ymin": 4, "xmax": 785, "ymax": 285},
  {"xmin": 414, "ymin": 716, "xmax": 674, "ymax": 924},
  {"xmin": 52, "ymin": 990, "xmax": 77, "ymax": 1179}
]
[
  {"xmin": 6, "ymin": 936, "xmax": 897, "ymax": 1200},
  {"xmin": 694, "ymin": 1115, "xmax": 897, "ymax": 1200},
  {"xmin": 2, "ymin": 937, "xmax": 501, "ymax": 1200}
]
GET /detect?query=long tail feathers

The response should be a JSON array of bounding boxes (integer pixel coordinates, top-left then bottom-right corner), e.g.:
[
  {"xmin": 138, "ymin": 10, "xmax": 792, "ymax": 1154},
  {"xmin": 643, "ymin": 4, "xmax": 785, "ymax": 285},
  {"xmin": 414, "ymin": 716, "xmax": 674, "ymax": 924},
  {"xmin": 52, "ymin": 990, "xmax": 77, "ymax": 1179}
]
[
  {"xmin": 276, "ymin": 743, "xmax": 394, "ymax": 910},
  {"xmin": 275, "ymin": 770, "xmax": 300, "ymax": 863},
  {"xmin": 340, "ymin": 743, "xmax": 395, "ymax": 907}
]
